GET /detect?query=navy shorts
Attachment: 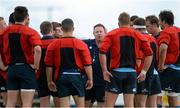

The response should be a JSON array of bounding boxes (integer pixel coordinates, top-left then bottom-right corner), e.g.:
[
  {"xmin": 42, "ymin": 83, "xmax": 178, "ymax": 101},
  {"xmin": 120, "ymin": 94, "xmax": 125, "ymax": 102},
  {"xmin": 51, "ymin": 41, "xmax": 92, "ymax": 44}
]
[
  {"xmin": 7, "ymin": 63, "xmax": 37, "ymax": 90},
  {"xmin": 137, "ymin": 74, "xmax": 161, "ymax": 95},
  {"xmin": 85, "ymin": 85, "xmax": 105, "ymax": 102},
  {"xmin": 0, "ymin": 76, "xmax": 7, "ymax": 92},
  {"xmin": 106, "ymin": 71, "xmax": 137, "ymax": 94},
  {"xmin": 159, "ymin": 67, "xmax": 180, "ymax": 93},
  {"xmin": 56, "ymin": 69, "xmax": 85, "ymax": 97},
  {"xmin": 37, "ymin": 72, "xmax": 58, "ymax": 97}
]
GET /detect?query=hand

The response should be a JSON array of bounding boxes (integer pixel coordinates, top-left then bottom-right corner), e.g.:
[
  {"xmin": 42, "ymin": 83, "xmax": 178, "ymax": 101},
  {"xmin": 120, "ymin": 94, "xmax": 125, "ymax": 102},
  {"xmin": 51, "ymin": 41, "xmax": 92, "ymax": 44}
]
[
  {"xmin": 48, "ymin": 81, "xmax": 57, "ymax": 92},
  {"xmin": 86, "ymin": 79, "xmax": 93, "ymax": 90},
  {"xmin": 30, "ymin": 64, "xmax": 35, "ymax": 69},
  {"xmin": 137, "ymin": 70, "xmax": 146, "ymax": 83},
  {"xmin": 1, "ymin": 65, "xmax": 8, "ymax": 71},
  {"xmin": 30, "ymin": 64, "xmax": 38, "ymax": 73},
  {"xmin": 103, "ymin": 70, "xmax": 113, "ymax": 82},
  {"xmin": 158, "ymin": 65, "xmax": 167, "ymax": 73}
]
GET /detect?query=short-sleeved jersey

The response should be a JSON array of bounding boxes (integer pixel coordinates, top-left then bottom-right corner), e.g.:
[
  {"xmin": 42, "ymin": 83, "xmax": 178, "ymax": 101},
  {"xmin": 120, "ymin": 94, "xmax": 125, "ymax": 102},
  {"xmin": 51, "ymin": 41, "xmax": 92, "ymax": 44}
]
[
  {"xmin": 176, "ymin": 28, "xmax": 180, "ymax": 66},
  {"xmin": 100, "ymin": 27, "xmax": 153, "ymax": 71},
  {"xmin": 137, "ymin": 34, "xmax": 158, "ymax": 74},
  {"xmin": 157, "ymin": 26, "xmax": 180, "ymax": 65},
  {"xmin": 0, "ymin": 24, "xmax": 42, "ymax": 65},
  {"xmin": 36, "ymin": 36, "xmax": 55, "ymax": 80},
  {"xmin": 45, "ymin": 37, "xmax": 92, "ymax": 81},
  {"xmin": 0, "ymin": 29, "xmax": 7, "ymax": 80},
  {"xmin": 0, "ymin": 30, "xmax": 4, "ymax": 54}
]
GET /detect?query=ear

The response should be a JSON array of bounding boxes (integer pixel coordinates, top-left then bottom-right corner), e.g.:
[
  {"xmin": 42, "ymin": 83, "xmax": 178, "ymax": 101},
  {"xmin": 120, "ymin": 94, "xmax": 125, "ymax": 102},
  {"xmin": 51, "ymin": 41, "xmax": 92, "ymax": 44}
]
[
  {"xmin": 93, "ymin": 31, "xmax": 95, "ymax": 36},
  {"xmin": 24, "ymin": 16, "xmax": 29, "ymax": 21},
  {"xmin": 24, "ymin": 16, "xmax": 29, "ymax": 25},
  {"xmin": 51, "ymin": 29, "xmax": 54, "ymax": 34},
  {"xmin": 105, "ymin": 28, "xmax": 107, "ymax": 33},
  {"xmin": 118, "ymin": 22, "xmax": 121, "ymax": 27},
  {"xmin": 61, "ymin": 27, "xmax": 64, "ymax": 32}
]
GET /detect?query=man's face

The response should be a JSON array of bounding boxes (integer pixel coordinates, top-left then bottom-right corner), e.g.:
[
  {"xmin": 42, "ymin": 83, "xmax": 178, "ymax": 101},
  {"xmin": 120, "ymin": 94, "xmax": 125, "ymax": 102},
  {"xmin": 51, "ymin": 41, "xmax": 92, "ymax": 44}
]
[
  {"xmin": 93, "ymin": 26, "xmax": 106, "ymax": 44},
  {"xmin": 54, "ymin": 27, "xmax": 63, "ymax": 38},
  {"xmin": 159, "ymin": 18, "xmax": 165, "ymax": 30},
  {"xmin": 145, "ymin": 20, "xmax": 155, "ymax": 34},
  {"xmin": 0, "ymin": 20, "xmax": 7, "ymax": 30}
]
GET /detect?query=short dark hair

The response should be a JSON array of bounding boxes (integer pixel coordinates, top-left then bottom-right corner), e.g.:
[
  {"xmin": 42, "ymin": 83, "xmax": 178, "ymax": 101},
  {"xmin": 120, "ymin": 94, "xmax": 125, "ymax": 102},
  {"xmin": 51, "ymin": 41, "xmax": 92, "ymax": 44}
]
[
  {"xmin": 14, "ymin": 6, "xmax": 28, "ymax": 22},
  {"xmin": 93, "ymin": 23, "xmax": 106, "ymax": 32},
  {"xmin": 130, "ymin": 15, "xmax": 138, "ymax": 22},
  {"xmin": 159, "ymin": 10, "xmax": 174, "ymax": 25},
  {"xmin": 40, "ymin": 21, "xmax": 53, "ymax": 35},
  {"xmin": 145, "ymin": 15, "xmax": 159, "ymax": 27},
  {"xmin": 118, "ymin": 12, "xmax": 130, "ymax": 25},
  {"xmin": 134, "ymin": 18, "xmax": 145, "ymax": 26},
  {"xmin": 0, "ymin": 17, "xmax": 4, "ymax": 21},
  {"xmin": 9, "ymin": 12, "xmax": 15, "ymax": 24},
  {"xmin": 61, "ymin": 18, "xmax": 74, "ymax": 32},
  {"xmin": 52, "ymin": 22, "xmax": 62, "ymax": 31}
]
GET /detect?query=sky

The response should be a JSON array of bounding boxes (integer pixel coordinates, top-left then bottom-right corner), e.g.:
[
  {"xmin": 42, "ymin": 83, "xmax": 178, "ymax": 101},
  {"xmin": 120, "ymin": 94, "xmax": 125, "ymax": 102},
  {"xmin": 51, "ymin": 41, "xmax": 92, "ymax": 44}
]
[{"xmin": 0, "ymin": 0, "xmax": 180, "ymax": 39}]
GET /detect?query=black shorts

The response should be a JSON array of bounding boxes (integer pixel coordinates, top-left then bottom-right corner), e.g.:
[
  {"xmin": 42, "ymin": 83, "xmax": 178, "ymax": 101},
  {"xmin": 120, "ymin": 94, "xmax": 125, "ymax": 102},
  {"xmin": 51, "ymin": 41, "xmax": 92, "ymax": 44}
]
[
  {"xmin": 106, "ymin": 71, "xmax": 137, "ymax": 94},
  {"xmin": 37, "ymin": 72, "xmax": 58, "ymax": 97},
  {"xmin": 0, "ymin": 76, "xmax": 7, "ymax": 92},
  {"xmin": 159, "ymin": 68, "xmax": 180, "ymax": 93},
  {"xmin": 85, "ymin": 85, "xmax": 105, "ymax": 102},
  {"xmin": 7, "ymin": 63, "xmax": 37, "ymax": 90},
  {"xmin": 150, "ymin": 75, "xmax": 161, "ymax": 95},
  {"xmin": 136, "ymin": 74, "xmax": 161, "ymax": 95},
  {"xmin": 56, "ymin": 71, "xmax": 85, "ymax": 97}
]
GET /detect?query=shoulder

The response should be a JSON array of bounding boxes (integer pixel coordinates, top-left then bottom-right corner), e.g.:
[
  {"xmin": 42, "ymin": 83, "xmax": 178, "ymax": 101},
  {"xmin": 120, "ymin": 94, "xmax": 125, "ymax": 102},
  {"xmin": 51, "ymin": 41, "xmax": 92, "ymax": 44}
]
[
  {"xmin": 48, "ymin": 39, "xmax": 59, "ymax": 49},
  {"xmin": 22, "ymin": 26, "xmax": 39, "ymax": 35},
  {"xmin": 162, "ymin": 26, "xmax": 177, "ymax": 34},
  {"xmin": 74, "ymin": 38, "xmax": 89, "ymax": 49},
  {"xmin": 106, "ymin": 28, "xmax": 119, "ymax": 36},
  {"xmin": 74, "ymin": 38, "xmax": 85, "ymax": 44}
]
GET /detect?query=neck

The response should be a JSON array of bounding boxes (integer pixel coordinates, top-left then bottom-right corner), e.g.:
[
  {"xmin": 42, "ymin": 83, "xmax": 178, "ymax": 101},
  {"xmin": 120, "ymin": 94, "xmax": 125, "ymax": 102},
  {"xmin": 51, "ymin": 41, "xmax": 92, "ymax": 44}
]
[
  {"xmin": 43, "ymin": 33, "xmax": 52, "ymax": 36},
  {"xmin": 120, "ymin": 24, "xmax": 130, "ymax": 28},
  {"xmin": 62, "ymin": 32, "xmax": 73, "ymax": 37},
  {"xmin": 136, "ymin": 28, "xmax": 146, "ymax": 34},
  {"xmin": 95, "ymin": 40, "xmax": 99, "ymax": 47},
  {"xmin": 95, "ymin": 39, "xmax": 103, "ymax": 48},
  {"xmin": 164, "ymin": 24, "xmax": 172, "ymax": 29},
  {"xmin": 152, "ymin": 28, "xmax": 160, "ymax": 36},
  {"xmin": 15, "ymin": 22, "xmax": 25, "ymax": 25}
]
